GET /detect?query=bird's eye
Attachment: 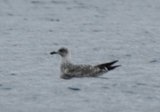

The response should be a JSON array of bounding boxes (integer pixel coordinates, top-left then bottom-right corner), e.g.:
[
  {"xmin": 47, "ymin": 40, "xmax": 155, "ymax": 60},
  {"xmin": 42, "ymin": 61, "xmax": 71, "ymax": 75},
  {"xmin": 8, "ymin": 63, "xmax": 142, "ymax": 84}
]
[
  {"xmin": 59, "ymin": 48, "xmax": 67, "ymax": 53},
  {"xmin": 59, "ymin": 49, "xmax": 64, "ymax": 52}
]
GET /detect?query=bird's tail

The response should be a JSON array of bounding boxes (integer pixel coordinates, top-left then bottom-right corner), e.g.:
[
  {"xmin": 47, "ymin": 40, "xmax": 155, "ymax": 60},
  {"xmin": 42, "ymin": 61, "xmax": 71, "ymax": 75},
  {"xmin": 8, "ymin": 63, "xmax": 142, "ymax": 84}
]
[{"xmin": 96, "ymin": 60, "xmax": 121, "ymax": 71}]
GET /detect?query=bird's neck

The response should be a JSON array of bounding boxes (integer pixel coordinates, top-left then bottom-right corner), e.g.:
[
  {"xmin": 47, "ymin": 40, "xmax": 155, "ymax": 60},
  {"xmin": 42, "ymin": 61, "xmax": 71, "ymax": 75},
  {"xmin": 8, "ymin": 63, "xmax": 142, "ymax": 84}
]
[{"xmin": 61, "ymin": 55, "xmax": 71, "ymax": 64}]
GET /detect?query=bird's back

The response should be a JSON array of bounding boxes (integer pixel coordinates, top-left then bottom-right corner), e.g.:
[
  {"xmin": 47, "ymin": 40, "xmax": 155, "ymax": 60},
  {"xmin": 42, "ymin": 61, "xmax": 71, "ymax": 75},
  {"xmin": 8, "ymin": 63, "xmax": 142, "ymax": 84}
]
[{"xmin": 60, "ymin": 63, "xmax": 105, "ymax": 79}]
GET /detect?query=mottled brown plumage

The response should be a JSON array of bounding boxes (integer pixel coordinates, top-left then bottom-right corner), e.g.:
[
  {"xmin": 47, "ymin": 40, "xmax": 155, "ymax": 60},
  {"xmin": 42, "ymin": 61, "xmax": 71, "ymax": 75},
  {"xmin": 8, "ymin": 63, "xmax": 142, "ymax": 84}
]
[{"xmin": 50, "ymin": 47, "xmax": 120, "ymax": 79}]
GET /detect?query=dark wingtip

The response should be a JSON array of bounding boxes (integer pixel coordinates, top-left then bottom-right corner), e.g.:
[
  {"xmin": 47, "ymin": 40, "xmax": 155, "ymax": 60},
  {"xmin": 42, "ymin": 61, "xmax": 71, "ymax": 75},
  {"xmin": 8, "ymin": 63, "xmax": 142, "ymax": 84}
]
[
  {"xmin": 107, "ymin": 65, "xmax": 121, "ymax": 71},
  {"xmin": 108, "ymin": 60, "xmax": 119, "ymax": 65},
  {"xmin": 96, "ymin": 60, "xmax": 121, "ymax": 71}
]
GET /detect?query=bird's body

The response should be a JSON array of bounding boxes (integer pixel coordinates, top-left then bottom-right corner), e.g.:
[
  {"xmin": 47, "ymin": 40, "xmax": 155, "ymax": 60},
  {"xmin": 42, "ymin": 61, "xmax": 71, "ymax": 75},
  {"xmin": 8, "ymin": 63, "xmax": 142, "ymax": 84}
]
[
  {"xmin": 50, "ymin": 47, "xmax": 120, "ymax": 79},
  {"xmin": 60, "ymin": 63, "xmax": 104, "ymax": 79}
]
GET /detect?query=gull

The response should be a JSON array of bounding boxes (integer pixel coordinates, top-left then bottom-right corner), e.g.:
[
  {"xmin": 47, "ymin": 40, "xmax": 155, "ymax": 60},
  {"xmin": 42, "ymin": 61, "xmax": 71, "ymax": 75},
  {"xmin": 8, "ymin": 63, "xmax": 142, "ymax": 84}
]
[{"xmin": 50, "ymin": 47, "xmax": 120, "ymax": 79}]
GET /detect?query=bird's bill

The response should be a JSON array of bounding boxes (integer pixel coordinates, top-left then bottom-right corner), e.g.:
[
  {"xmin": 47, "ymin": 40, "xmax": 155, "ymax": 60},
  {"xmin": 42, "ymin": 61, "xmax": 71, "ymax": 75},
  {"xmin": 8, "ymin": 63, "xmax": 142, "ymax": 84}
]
[{"xmin": 50, "ymin": 51, "xmax": 58, "ymax": 55}]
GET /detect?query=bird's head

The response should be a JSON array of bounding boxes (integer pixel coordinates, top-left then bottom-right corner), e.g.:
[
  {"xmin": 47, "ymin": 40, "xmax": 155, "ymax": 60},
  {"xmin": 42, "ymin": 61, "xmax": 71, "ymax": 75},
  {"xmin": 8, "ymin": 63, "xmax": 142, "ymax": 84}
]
[{"xmin": 50, "ymin": 47, "xmax": 69, "ymax": 57}]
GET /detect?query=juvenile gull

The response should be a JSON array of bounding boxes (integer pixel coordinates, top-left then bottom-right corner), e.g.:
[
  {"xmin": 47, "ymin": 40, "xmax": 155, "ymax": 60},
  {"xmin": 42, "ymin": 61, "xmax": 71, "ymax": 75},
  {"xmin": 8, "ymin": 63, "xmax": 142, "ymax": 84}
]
[{"xmin": 50, "ymin": 47, "xmax": 120, "ymax": 79}]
